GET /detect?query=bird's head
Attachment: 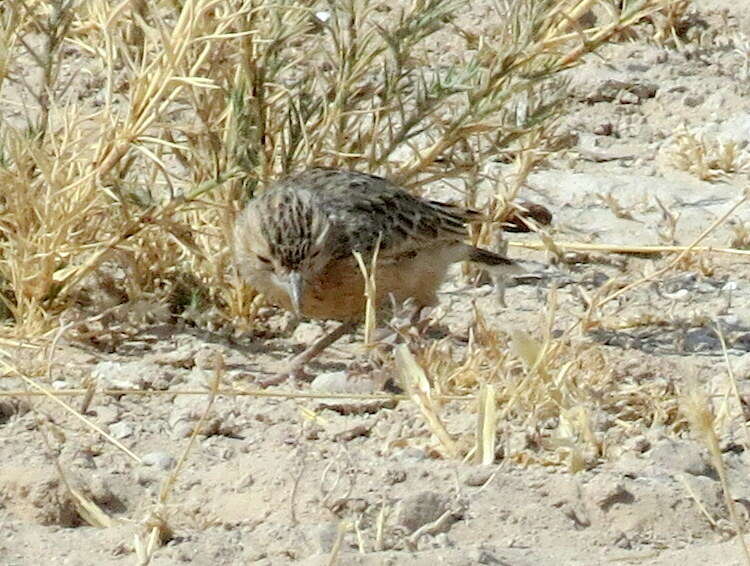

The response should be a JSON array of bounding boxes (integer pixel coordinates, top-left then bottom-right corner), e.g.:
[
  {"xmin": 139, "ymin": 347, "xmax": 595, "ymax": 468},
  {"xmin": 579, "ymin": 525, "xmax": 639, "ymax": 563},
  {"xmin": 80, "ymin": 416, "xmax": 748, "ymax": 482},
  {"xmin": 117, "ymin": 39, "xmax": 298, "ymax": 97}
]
[{"xmin": 233, "ymin": 187, "xmax": 334, "ymax": 316}]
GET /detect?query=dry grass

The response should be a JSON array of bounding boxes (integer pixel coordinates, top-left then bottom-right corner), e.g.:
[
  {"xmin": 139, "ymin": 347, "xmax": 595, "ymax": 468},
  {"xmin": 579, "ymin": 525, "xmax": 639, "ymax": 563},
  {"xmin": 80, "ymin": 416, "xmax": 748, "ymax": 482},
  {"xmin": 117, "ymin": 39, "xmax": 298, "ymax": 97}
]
[
  {"xmin": 668, "ymin": 129, "xmax": 750, "ymax": 181},
  {"xmin": 1, "ymin": 0, "xmax": 667, "ymax": 336}
]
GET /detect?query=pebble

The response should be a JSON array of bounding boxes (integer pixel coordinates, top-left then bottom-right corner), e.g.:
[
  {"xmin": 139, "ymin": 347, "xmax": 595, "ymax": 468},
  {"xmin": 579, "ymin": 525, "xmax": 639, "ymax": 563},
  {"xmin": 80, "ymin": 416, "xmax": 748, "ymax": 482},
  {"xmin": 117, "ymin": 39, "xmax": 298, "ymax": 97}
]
[
  {"xmin": 396, "ymin": 491, "xmax": 452, "ymax": 533},
  {"xmin": 463, "ymin": 467, "xmax": 494, "ymax": 487},
  {"xmin": 647, "ymin": 438, "xmax": 715, "ymax": 478},
  {"xmin": 92, "ymin": 360, "xmax": 176, "ymax": 390},
  {"xmin": 382, "ymin": 469, "xmax": 407, "ymax": 485},
  {"xmin": 141, "ymin": 451, "xmax": 175, "ymax": 471},
  {"xmin": 307, "ymin": 521, "xmax": 339, "ymax": 554},
  {"xmin": 93, "ymin": 405, "xmax": 119, "ymax": 425},
  {"xmin": 585, "ymin": 476, "xmax": 633, "ymax": 510},
  {"xmin": 292, "ymin": 321, "xmax": 326, "ymax": 344},
  {"xmin": 194, "ymin": 346, "xmax": 225, "ymax": 370},
  {"xmin": 108, "ymin": 421, "xmax": 133, "ymax": 439},
  {"xmin": 683, "ymin": 94, "xmax": 705, "ymax": 108},
  {"xmin": 310, "ymin": 371, "xmax": 376, "ymax": 394},
  {"xmin": 618, "ymin": 91, "xmax": 640, "ymax": 105}
]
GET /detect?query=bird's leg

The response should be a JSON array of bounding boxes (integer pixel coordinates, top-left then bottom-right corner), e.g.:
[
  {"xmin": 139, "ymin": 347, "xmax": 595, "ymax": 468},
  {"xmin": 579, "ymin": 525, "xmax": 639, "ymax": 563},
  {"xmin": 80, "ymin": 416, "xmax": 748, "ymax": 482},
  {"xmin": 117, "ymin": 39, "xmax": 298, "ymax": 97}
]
[
  {"xmin": 408, "ymin": 305, "xmax": 433, "ymax": 335},
  {"xmin": 372, "ymin": 298, "xmax": 431, "ymax": 348},
  {"xmin": 290, "ymin": 320, "xmax": 356, "ymax": 371},
  {"xmin": 259, "ymin": 321, "xmax": 357, "ymax": 387}
]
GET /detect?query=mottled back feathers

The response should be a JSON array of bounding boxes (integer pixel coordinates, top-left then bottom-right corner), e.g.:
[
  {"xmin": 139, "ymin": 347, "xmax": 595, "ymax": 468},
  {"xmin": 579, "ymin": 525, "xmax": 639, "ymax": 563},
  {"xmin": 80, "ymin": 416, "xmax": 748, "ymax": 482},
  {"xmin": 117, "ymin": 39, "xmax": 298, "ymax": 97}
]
[{"xmin": 254, "ymin": 168, "xmax": 479, "ymax": 267}]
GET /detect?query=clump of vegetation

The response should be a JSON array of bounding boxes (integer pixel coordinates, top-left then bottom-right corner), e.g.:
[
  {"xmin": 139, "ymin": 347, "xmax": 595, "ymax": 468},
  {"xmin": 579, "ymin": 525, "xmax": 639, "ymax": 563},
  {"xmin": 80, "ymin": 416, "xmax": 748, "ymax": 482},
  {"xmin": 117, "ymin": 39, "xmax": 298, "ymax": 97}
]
[
  {"xmin": 668, "ymin": 129, "xmax": 750, "ymax": 181},
  {"xmin": 0, "ymin": 0, "xmax": 668, "ymax": 336}
]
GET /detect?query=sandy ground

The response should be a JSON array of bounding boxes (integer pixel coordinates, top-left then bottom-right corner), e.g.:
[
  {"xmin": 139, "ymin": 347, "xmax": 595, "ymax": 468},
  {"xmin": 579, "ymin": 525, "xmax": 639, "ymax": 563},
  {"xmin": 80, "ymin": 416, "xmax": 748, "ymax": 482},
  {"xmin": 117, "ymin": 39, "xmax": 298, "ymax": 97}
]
[{"xmin": 5, "ymin": 1, "xmax": 750, "ymax": 564}]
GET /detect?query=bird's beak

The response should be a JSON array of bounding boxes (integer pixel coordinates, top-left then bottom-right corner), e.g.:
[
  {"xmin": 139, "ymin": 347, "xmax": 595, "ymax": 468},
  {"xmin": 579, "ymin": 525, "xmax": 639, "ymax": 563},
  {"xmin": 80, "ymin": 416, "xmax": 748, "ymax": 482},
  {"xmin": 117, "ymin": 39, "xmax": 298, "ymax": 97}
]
[{"xmin": 284, "ymin": 271, "xmax": 304, "ymax": 317}]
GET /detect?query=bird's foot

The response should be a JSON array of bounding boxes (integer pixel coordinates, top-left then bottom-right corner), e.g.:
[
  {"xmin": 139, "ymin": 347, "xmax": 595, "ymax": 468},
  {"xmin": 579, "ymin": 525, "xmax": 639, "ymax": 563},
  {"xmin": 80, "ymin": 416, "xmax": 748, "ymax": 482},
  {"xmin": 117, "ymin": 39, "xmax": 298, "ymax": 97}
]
[
  {"xmin": 255, "ymin": 321, "xmax": 356, "ymax": 388},
  {"xmin": 256, "ymin": 358, "xmax": 312, "ymax": 388}
]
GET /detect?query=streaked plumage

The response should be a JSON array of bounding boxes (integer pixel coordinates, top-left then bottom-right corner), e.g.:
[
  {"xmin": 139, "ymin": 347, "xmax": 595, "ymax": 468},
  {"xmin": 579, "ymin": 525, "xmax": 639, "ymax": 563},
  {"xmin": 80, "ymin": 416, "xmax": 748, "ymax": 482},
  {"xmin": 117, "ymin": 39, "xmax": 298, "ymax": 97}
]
[{"xmin": 233, "ymin": 168, "xmax": 549, "ymax": 381}]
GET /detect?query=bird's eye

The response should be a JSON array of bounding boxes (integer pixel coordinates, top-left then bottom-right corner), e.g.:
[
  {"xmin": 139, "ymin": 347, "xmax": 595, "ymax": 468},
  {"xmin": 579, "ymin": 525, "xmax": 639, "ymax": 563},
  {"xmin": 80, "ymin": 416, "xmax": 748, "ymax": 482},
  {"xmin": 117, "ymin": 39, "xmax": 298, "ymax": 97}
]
[{"xmin": 257, "ymin": 255, "xmax": 272, "ymax": 265}]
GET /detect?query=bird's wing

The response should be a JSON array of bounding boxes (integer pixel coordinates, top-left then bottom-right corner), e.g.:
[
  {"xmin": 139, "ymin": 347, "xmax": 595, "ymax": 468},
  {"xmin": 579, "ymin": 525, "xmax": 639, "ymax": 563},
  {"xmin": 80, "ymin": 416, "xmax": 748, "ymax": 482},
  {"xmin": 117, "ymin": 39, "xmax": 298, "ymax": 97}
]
[{"xmin": 279, "ymin": 168, "xmax": 479, "ymax": 261}]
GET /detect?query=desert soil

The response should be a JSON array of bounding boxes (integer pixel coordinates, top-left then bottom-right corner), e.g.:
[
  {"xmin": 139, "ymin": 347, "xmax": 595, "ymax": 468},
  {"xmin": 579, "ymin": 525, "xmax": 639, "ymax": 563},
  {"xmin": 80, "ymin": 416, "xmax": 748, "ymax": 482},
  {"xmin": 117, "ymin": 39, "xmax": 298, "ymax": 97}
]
[{"xmin": 5, "ymin": 1, "xmax": 750, "ymax": 565}]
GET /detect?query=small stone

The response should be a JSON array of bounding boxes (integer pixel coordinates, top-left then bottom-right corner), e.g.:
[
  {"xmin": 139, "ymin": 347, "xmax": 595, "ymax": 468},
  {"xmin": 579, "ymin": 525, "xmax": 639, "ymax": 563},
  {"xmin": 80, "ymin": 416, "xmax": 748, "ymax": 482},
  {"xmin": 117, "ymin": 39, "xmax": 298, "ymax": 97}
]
[
  {"xmin": 84, "ymin": 474, "xmax": 118, "ymax": 508},
  {"xmin": 135, "ymin": 469, "xmax": 159, "ymax": 487},
  {"xmin": 433, "ymin": 533, "xmax": 452, "ymax": 547},
  {"xmin": 141, "ymin": 451, "xmax": 175, "ymax": 471},
  {"xmin": 93, "ymin": 405, "xmax": 119, "ymax": 425},
  {"xmin": 645, "ymin": 50, "xmax": 668, "ymax": 65},
  {"xmin": 629, "ymin": 83, "xmax": 658, "ymax": 99},
  {"xmin": 622, "ymin": 435, "xmax": 651, "ymax": 454},
  {"xmin": 392, "ymin": 447, "xmax": 427, "ymax": 462},
  {"xmin": 463, "ymin": 468, "xmax": 494, "ymax": 487},
  {"xmin": 683, "ymin": 94, "xmax": 705, "ymax": 108},
  {"xmin": 194, "ymin": 346, "xmax": 224, "ymax": 370},
  {"xmin": 307, "ymin": 521, "xmax": 339, "ymax": 554},
  {"xmin": 732, "ymin": 333, "xmax": 750, "ymax": 352},
  {"xmin": 310, "ymin": 371, "xmax": 376, "ymax": 394},
  {"xmin": 330, "ymin": 422, "xmax": 372, "ymax": 442},
  {"xmin": 585, "ymin": 476, "xmax": 633, "ymax": 510},
  {"xmin": 648, "ymin": 439, "xmax": 716, "ymax": 478},
  {"xmin": 396, "ymin": 491, "xmax": 453, "ymax": 534},
  {"xmin": 662, "ymin": 289, "xmax": 689, "ymax": 301},
  {"xmin": 619, "ymin": 91, "xmax": 640, "ymax": 105},
  {"xmin": 171, "ymin": 423, "xmax": 194, "ymax": 439},
  {"xmin": 108, "ymin": 421, "xmax": 133, "ymax": 439},
  {"xmin": 586, "ymin": 79, "xmax": 626, "ymax": 103},
  {"xmin": 155, "ymin": 344, "xmax": 197, "ymax": 368},
  {"xmin": 235, "ymin": 473, "xmax": 255, "ymax": 490},
  {"xmin": 470, "ymin": 548, "xmax": 502, "ymax": 565},
  {"xmin": 382, "ymin": 469, "xmax": 407, "ymax": 485},
  {"xmin": 92, "ymin": 360, "xmax": 176, "ymax": 390},
  {"xmin": 314, "ymin": 10, "xmax": 331, "ymax": 23},
  {"xmin": 593, "ymin": 122, "xmax": 614, "ymax": 136},
  {"xmin": 292, "ymin": 321, "xmax": 326, "ymax": 344}
]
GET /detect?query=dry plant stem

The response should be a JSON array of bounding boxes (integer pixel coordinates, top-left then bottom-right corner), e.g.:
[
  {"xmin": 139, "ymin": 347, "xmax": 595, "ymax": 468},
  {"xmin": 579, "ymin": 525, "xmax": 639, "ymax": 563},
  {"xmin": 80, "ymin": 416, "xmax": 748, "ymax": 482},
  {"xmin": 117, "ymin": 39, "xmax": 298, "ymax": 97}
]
[
  {"xmin": 509, "ymin": 240, "xmax": 750, "ymax": 257},
  {"xmin": 715, "ymin": 324, "xmax": 750, "ymax": 453},
  {"xmin": 475, "ymin": 383, "xmax": 497, "ymax": 465},
  {"xmin": 0, "ymin": 360, "xmax": 142, "ymax": 464},
  {"xmin": 159, "ymin": 361, "xmax": 222, "ymax": 503},
  {"xmin": 0, "ymin": 387, "xmax": 477, "ymax": 402},
  {"xmin": 677, "ymin": 474, "xmax": 718, "ymax": 528},
  {"xmin": 261, "ymin": 321, "xmax": 358, "ymax": 387},
  {"xmin": 50, "ymin": 172, "xmax": 238, "ymax": 306},
  {"xmin": 684, "ymin": 387, "xmax": 750, "ymax": 565},
  {"xmin": 288, "ymin": 456, "xmax": 306, "ymax": 526},
  {"xmin": 135, "ymin": 359, "xmax": 223, "ymax": 564},
  {"xmin": 327, "ymin": 521, "xmax": 351, "ymax": 566},
  {"xmin": 709, "ymin": 428, "xmax": 750, "ymax": 564},
  {"xmin": 594, "ymin": 194, "xmax": 749, "ymax": 311},
  {"xmin": 0, "ymin": 0, "xmax": 667, "ymax": 331},
  {"xmin": 375, "ymin": 501, "xmax": 387, "ymax": 552},
  {"xmin": 396, "ymin": 344, "xmax": 459, "ymax": 458},
  {"xmin": 407, "ymin": 509, "xmax": 456, "ymax": 551},
  {"xmin": 353, "ymin": 237, "xmax": 382, "ymax": 347}
]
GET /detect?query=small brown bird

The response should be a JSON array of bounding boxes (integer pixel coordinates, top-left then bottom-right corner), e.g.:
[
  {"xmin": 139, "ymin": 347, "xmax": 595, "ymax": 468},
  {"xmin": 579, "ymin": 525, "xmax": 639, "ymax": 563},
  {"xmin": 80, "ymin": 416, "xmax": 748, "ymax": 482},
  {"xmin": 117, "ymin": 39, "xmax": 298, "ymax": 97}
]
[{"xmin": 233, "ymin": 168, "xmax": 548, "ymax": 383}]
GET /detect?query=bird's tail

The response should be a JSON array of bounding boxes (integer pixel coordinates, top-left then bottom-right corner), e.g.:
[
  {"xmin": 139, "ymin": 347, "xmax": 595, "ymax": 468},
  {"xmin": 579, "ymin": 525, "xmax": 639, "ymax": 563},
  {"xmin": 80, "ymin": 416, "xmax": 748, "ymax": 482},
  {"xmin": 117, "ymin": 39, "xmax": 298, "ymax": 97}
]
[{"xmin": 467, "ymin": 246, "xmax": 525, "ymax": 275}]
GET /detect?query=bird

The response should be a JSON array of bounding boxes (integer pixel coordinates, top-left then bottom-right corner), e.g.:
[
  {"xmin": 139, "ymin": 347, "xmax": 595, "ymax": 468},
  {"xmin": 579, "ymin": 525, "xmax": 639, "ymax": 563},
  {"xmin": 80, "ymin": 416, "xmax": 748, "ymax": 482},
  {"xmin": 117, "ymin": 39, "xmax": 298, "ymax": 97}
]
[{"xmin": 233, "ymin": 168, "xmax": 549, "ymax": 384}]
